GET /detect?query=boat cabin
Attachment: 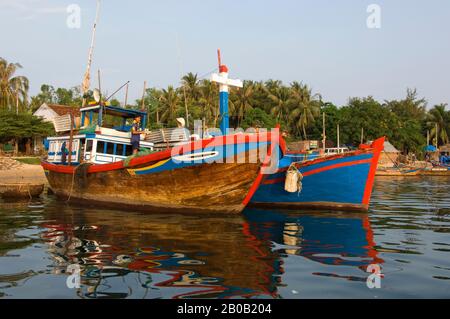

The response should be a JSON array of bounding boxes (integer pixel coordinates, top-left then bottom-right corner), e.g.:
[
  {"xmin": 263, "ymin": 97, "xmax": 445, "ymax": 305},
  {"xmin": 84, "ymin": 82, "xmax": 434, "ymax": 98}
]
[
  {"xmin": 325, "ymin": 147, "xmax": 350, "ymax": 155},
  {"xmin": 46, "ymin": 104, "xmax": 154, "ymax": 165}
]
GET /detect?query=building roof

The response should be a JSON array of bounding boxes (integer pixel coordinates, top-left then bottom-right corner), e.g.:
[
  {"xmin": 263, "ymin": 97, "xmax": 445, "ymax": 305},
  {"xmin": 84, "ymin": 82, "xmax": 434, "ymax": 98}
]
[
  {"xmin": 46, "ymin": 104, "xmax": 81, "ymax": 117},
  {"xmin": 384, "ymin": 141, "xmax": 400, "ymax": 153}
]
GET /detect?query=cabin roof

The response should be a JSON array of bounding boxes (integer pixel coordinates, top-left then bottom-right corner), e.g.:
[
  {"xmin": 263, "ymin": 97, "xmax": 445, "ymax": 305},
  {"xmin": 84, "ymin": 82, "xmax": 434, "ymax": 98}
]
[
  {"xmin": 46, "ymin": 104, "xmax": 81, "ymax": 117},
  {"xmin": 81, "ymin": 105, "xmax": 147, "ymax": 118}
]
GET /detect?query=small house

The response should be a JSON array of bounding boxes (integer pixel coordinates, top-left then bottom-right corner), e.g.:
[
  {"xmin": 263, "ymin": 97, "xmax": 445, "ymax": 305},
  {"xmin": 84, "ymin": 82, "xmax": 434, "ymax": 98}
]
[{"xmin": 33, "ymin": 104, "xmax": 81, "ymax": 154}]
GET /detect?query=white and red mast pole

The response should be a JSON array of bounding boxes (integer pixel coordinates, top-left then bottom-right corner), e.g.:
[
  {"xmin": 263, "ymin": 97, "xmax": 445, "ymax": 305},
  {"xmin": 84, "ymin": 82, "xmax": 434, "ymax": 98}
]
[{"xmin": 211, "ymin": 49, "xmax": 243, "ymax": 135}]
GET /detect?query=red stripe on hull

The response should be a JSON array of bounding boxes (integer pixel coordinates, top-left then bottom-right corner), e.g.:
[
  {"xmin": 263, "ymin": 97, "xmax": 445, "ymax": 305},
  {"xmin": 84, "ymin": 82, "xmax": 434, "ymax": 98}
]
[
  {"xmin": 362, "ymin": 137, "xmax": 385, "ymax": 205},
  {"xmin": 262, "ymin": 158, "xmax": 372, "ymax": 185}
]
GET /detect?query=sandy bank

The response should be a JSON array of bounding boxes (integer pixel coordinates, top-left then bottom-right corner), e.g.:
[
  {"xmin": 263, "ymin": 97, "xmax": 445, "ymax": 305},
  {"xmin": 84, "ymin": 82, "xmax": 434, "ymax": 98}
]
[{"xmin": 0, "ymin": 158, "xmax": 47, "ymax": 184}]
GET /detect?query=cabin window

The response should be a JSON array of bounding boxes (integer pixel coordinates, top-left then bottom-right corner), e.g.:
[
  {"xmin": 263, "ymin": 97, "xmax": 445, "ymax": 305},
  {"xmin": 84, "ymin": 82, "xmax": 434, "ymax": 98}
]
[
  {"xmin": 116, "ymin": 144, "xmax": 124, "ymax": 156},
  {"xmin": 106, "ymin": 142, "xmax": 115, "ymax": 155},
  {"xmin": 124, "ymin": 144, "xmax": 133, "ymax": 156},
  {"xmin": 86, "ymin": 140, "xmax": 93, "ymax": 152},
  {"xmin": 97, "ymin": 141, "xmax": 105, "ymax": 154}
]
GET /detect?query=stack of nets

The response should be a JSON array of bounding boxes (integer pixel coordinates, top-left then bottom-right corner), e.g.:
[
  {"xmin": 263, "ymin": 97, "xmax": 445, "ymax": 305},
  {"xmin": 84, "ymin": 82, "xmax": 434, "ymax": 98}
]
[
  {"xmin": 123, "ymin": 148, "xmax": 156, "ymax": 167},
  {"xmin": 79, "ymin": 124, "xmax": 97, "ymax": 135}
]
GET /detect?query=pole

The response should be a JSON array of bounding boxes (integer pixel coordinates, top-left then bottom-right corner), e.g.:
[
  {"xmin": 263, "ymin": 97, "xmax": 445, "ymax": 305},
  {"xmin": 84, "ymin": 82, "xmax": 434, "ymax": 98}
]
[
  {"xmin": 81, "ymin": 0, "xmax": 101, "ymax": 108},
  {"xmin": 97, "ymin": 69, "xmax": 102, "ymax": 101},
  {"xmin": 141, "ymin": 81, "xmax": 147, "ymax": 111},
  {"xmin": 124, "ymin": 82, "xmax": 129, "ymax": 108},
  {"xmin": 322, "ymin": 112, "xmax": 326, "ymax": 152},
  {"xmin": 337, "ymin": 124, "xmax": 340, "ymax": 151},
  {"xmin": 436, "ymin": 123, "xmax": 439, "ymax": 148},
  {"xmin": 68, "ymin": 113, "xmax": 74, "ymax": 165},
  {"xmin": 361, "ymin": 127, "xmax": 364, "ymax": 145},
  {"xmin": 427, "ymin": 130, "xmax": 430, "ymax": 146},
  {"xmin": 176, "ymin": 33, "xmax": 189, "ymax": 127}
]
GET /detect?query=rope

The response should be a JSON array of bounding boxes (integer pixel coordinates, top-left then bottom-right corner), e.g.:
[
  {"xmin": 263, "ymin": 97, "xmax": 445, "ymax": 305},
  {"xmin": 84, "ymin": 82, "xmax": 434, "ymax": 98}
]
[
  {"xmin": 66, "ymin": 165, "xmax": 78, "ymax": 202},
  {"xmin": 66, "ymin": 163, "xmax": 91, "ymax": 202}
]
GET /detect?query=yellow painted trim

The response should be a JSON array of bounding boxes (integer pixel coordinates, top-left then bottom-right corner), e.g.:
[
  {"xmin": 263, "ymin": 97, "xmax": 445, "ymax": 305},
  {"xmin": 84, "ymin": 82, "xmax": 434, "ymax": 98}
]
[{"xmin": 127, "ymin": 158, "xmax": 170, "ymax": 175}]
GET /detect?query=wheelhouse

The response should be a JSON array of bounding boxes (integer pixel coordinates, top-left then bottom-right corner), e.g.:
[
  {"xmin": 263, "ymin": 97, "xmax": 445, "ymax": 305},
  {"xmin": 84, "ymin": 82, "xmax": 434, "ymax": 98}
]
[{"xmin": 45, "ymin": 104, "xmax": 154, "ymax": 165}]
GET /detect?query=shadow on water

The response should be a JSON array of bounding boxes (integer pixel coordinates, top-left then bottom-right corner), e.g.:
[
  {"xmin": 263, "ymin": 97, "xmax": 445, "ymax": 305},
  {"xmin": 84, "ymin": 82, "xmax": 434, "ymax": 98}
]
[{"xmin": 0, "ymin": 196, "xmax": 382, "ymax": 299}]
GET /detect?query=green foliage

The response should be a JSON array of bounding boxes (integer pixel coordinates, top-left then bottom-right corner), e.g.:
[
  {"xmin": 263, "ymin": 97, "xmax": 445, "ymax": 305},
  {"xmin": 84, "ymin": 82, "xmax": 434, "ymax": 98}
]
[
  {"xmin": 0, "ymin": 111, "xmax": 54, "ymax": 143},
  {"xmin": 2, "ymin": 55, "xmax": 448, "ymax": 158},
  {"xmin": 240, "ymin": 108, "xmax": 276, "ymax": 130}
]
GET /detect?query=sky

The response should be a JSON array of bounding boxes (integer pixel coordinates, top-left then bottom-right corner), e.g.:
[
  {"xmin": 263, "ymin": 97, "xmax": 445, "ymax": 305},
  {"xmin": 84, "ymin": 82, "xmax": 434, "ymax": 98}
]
[{"xmin": 1, "ymin": 0, "xmax": 449, "ymax": 107}]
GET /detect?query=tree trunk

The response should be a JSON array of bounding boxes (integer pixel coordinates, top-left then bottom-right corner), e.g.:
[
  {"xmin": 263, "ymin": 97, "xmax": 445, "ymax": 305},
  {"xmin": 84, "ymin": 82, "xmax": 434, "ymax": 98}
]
[
  {"xmin": 25, "ymin": 138, "xmax": 32, "ymax": 155},
  {"xmin": 14, "ymin": 138, "xmax": 18, "ymax": 156}
]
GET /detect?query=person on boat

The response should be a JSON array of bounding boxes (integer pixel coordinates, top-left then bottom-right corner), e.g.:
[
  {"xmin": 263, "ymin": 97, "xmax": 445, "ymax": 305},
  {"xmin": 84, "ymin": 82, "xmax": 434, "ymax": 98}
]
[
  {"xmin": 131, "ymin": 116, "xmax": 144, "ymax": 155},
  {"xmin": 60, "ymin": 142, "xmax": 69, "ymax": 165}
]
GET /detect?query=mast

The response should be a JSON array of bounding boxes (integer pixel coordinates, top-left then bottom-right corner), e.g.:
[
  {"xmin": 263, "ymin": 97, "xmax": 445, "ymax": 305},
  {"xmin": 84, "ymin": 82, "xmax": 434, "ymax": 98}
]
[
  {"xmin": 81, "ymin": 0, "xmax": 101, "ymax": 108},
  {"xmin": 211, "ymin": 49, "xmax": 243, "ymax": 135}
]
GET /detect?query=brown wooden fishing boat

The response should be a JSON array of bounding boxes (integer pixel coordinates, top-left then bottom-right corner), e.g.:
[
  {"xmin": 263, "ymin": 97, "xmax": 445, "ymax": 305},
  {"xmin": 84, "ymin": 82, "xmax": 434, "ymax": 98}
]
[{"xmin": 42, "ymin": 133, "xmax": 279, "ymax": 214}]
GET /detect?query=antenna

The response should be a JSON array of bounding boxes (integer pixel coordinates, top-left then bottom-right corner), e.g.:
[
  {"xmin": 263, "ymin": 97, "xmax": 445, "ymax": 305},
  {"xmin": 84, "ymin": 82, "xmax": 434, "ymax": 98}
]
[{"xmin": 176, "ymin": 32, "xmax": 190, "ymax": 127}]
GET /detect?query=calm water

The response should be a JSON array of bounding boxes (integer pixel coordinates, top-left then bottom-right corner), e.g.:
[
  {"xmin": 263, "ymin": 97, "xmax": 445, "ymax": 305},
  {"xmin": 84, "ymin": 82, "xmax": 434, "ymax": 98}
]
[{"xmin": 0, "ymin": 177, "xmax": 449, "ymax": 299}]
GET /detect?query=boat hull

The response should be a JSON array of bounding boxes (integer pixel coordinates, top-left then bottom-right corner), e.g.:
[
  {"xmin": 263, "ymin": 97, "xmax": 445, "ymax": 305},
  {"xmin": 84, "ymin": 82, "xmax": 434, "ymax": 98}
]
[
  {"xmin": 45, "ymin": 160, "xmax": 260, "ymax": 214},
  {"xmin": 250, "ymin": 138, "xmax": 385, "ymax": 212},
  {"xmin": 42, "ymin": 133, "xmax": 278, "ymax": 214}
]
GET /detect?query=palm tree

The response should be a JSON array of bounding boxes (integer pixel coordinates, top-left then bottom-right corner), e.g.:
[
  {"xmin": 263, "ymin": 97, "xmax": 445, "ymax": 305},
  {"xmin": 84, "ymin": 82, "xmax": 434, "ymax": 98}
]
[
  {"xmin": 288, "ymin": 82, "xmax": 321, "ymax": 139},
  {"xmin": 266, "ymin": 86, "xmax": 291, "ymax": 124},
  {"xmin": 159, "ymin": 86, "xmax": 180, "ymax": 125},
  {"xmin": 427, "ymin": 103, "xmax": 449, "ymax": 146},
  {"xmin": 199, "ymin": 79, "xmax": 218, "ymax": 126},
  {"xmin": 0, "ymin": 58, "xmax": 29, "ymax": 112},
  {"xmin": 181, "ymin": 72, "xmax": 201, "ymax": 101},
  {"xmin": 264, "ymin": 79, "xmax": 282, "ymax": 95},
  {"xmin": 230, "ymin": 80, "xmax": 254, "ymax": 127}
]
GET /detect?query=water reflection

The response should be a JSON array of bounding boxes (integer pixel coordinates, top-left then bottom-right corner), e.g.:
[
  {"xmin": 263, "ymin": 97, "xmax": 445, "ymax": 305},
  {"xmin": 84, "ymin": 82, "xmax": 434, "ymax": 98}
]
[
  {"xmin": 244, "ymin": 209, "xmax": 383, "ymax": 283},
  {"xmin": 0, "ymin": 197, "xmax": 385, "ymax": 299},
  {"xmin": 36, "ymin": 204, "xmax": 281, "ymax": 299}
]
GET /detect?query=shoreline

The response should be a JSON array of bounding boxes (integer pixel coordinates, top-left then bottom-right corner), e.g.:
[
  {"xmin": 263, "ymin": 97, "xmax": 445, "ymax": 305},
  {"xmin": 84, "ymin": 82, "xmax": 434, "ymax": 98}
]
[{"xmin": 0, "ymin": 164, "xmax": 47, "ymax": 184}]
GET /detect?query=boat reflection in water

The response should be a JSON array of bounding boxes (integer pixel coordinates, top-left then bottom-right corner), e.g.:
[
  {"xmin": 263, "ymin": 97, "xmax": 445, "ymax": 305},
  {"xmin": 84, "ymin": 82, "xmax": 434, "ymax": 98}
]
[
  {"xmin": 39, "ymin": 204, "xmax": 382, "ymax": 299},
  {"xmin": 243, "ymin": 210, "xmax": 384, "ymax": 283}
]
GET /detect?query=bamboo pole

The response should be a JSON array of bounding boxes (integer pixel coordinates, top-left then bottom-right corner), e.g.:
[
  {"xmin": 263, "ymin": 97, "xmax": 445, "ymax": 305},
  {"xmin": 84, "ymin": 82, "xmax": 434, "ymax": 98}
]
[{"xmin": 81, "ymin": 0, "xmax": 101, "ymax": 108}]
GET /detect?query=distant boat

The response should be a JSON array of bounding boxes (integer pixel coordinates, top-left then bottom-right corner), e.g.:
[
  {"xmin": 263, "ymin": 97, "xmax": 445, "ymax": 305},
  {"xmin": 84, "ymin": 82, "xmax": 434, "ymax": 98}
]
[{"xmin": 249, "ymin": 137, "xmax": 385, "ymax": 211}]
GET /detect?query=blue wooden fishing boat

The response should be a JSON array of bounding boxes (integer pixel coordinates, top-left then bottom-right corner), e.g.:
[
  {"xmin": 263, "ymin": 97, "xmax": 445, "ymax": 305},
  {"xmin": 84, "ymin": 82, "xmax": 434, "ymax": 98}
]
[{"xmin": 249, "ymin": 137, "xmax": 385, "ymax": 211}]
